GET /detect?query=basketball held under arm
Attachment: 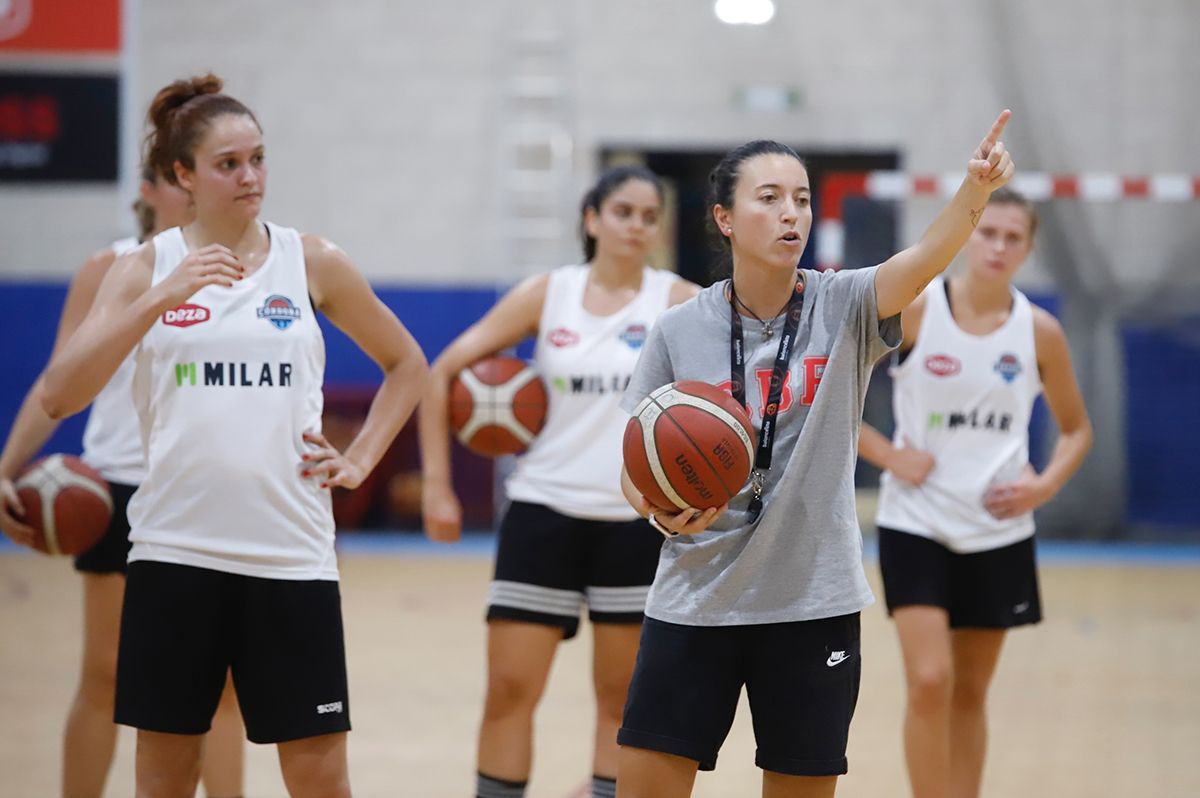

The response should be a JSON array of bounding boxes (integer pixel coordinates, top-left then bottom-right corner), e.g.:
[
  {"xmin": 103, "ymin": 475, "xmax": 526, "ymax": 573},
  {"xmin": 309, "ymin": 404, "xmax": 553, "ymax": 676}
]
[
  {"xmin": 0, "ymin": 249, "xmax": 118, "ymax": 543},
  {"xmin": 417, "ymin": 273, "xmax": 546, "ymax": 541}
]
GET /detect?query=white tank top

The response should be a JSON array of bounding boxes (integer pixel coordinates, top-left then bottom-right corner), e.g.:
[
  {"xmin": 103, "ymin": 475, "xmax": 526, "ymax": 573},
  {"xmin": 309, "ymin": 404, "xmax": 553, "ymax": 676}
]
[
  {"xmin": 506, "ymin": 264, "xmax": 679, "ymax": 520},
  {"xmin": 81, "ymin": 237, "xmax": 145, "ymax": 485},
  {"xmin": 127, "ymin": 223, "xmax": 336, "ymax": 580},
  {"xmin": 875, "ymin": 277, "xmax": 1042, "ymax": 553}
]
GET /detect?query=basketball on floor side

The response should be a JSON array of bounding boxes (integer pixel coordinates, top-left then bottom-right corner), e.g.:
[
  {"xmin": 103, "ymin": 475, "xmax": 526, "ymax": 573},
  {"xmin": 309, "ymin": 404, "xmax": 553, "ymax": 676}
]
[
  {"xmin": 623, "ymin": 380, "xmax": 755, "ymax": 511},
  {"xmin": 14, "ymin": 454, "xmax": 112, "ymax": 556},
  {"xmin": 450, "ymin": 355, "xmax": 549, "ymax": 457}
]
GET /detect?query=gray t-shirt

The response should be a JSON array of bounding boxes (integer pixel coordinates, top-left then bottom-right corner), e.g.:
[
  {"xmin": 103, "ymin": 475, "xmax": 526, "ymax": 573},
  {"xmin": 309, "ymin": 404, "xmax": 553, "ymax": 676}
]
[{"xmin": 621, "ymin": 266, "xmax": 901, "ymax": 626}]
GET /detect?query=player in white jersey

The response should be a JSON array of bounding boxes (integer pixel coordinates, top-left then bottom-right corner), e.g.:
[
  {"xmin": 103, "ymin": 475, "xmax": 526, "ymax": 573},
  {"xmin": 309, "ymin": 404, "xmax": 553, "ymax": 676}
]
[
  {"xmin": 419, "ymin": 166, "xmax": 699, "ymax": 798},
  {"xmin": 614, "ymin": 114, "xmax": 1015, "ymax": 798},
  {"xmin": 859, "ymin": 187, "xmax": 1092, "ymax": 798},
  {"xmin": 40, "ymin": 74, "xmax": 428, "ymax": 798},
  {"xmin": 0, "ymin": 162, "xmax": 245, "ymax": 798}
]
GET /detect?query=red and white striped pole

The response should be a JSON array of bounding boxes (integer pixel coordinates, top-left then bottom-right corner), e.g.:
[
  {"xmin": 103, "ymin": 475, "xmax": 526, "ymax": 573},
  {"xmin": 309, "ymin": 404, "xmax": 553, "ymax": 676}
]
[{"xmin": 815, "ymin": 172, "xmax": 1200, "ymax": 271}]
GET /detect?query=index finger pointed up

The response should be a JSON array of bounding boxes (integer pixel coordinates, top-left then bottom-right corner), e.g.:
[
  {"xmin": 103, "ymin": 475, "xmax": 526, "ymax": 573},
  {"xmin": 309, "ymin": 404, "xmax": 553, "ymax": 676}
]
[{"xmin": 977, "ymin": 109, "xmax": 1011, "ymax": 157}]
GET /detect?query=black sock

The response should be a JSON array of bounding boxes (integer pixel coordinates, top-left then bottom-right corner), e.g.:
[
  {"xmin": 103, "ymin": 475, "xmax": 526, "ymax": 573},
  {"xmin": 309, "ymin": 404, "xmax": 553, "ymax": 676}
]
[
  {"xmin": 476, "ymin": 771, "xmax": 527, "ymax": 798},
  {"xmin": 592, "ymin": 774, "xmax": 617, "ymax": 798}
]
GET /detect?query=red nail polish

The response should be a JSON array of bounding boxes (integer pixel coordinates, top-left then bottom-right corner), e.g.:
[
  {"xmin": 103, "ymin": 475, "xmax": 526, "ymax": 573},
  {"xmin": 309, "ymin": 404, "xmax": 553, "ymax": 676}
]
[{"xmin": 301, "ymin": 471, "xmax": 310, "ymax": 477}]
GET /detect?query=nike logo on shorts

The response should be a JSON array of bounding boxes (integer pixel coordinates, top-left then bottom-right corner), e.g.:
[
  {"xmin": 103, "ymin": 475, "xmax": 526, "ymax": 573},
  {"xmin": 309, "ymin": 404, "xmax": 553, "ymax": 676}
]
[{"xmin": 826, "ymin": 650, "xmax": 850, "ymax": 667}]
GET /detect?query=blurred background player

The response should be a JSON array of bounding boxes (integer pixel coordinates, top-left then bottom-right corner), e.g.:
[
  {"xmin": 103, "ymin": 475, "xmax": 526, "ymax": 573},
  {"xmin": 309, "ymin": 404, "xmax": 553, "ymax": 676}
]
[
  {"xmin": 420, "ymin": 165, "xmax": 699, "ymax": 798},
  {"xmin": 614, "ymin": 113, "xmax": 1014, "ymax": 798},
  {"xmin": 39, "ymin": 73, "xmax": 429, "ymax": 798},
  {"xmin": 0, "ymin": 162, "xmax": 246, "ymax": 798},
  {"xmin": 859, "ymin": 187, "xmax": 1093, "ymax": 798}
]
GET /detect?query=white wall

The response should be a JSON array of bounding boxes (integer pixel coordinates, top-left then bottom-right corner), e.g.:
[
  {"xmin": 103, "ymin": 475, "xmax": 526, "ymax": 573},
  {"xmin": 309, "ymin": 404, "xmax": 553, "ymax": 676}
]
[{"xmin": 1, "ymin": 0, "xmax": 1196, "ymax": 288}]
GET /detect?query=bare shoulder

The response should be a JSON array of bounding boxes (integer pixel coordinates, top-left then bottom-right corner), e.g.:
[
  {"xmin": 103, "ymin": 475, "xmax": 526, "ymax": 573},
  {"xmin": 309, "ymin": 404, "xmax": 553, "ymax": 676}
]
[
  {"xmin": 668, "ymin": 277, "xmax": 702, "ymax": 307},
  {"xmin": 110, "ymin": 241, "xmax": 156, "ymax": 282},
  {"xmin": 1031, "ymin": 303, "xmax": 1070, "ymax": 360},
  {"xmin": 510, "ymin": 271, "xmax": 551, "ymax": 300},
  {"xmin": 301, "ymin": 233, "xmax": 351, "ymax": 271},
  {"xmin": 1031, "ymin": 303, "xmax": 1066, "ymax": 337}
]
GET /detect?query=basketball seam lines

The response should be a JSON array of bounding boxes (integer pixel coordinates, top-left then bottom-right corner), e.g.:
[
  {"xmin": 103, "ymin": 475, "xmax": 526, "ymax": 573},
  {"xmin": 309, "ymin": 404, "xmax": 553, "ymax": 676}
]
[
  {"xmin": 456, "ymin": 367, "xmax": 538, "ymax": 445},
  {"xmin": 636, "ymin": 395, "xmax": 690, "ymax": 510},
  {"xmin": 20, "ymin": 454, "xmax": 112, "ymax": 556},
  {"xmin": 654, "ymin": 400, "xmax": 740, "ymax": 502}
]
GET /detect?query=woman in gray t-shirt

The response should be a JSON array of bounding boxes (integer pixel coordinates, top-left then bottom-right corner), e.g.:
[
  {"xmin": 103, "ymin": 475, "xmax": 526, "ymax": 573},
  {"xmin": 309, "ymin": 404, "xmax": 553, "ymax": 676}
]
[{"xmin": 615, "ymin": 112, "xmax": 1016, "ymax": 797}]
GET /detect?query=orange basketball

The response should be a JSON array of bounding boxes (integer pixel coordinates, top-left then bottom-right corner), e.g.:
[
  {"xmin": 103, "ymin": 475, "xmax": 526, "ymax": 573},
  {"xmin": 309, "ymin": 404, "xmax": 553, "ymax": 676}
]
[
  {"xmin": 14, "ymin": 454, "xmax": 113, "ymax": 556},
  {"xmin": 450, "ymin": 355, "xmax": 549, "ymax": 457},
  {"xmin": 623, "ymin": 380, "xmax": 756, "ymax": 511}
]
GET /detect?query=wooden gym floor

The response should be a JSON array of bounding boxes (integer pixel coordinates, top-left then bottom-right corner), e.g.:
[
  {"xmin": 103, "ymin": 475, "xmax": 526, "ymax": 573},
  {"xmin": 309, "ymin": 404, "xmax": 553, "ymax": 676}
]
[{"xmin": 1, "ymin": 537, "xmax": 1198, "ymax": 797}]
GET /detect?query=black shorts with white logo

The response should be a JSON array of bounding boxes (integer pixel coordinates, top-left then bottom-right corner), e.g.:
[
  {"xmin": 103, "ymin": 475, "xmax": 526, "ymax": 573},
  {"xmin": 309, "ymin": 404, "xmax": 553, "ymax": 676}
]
[
  {"xmin": 486, "ymin": 500, "xmax": 663, "ymax": 639},
  {"xmin": 115, "ymin": 560, "xmax": 350, "ymax": 744},
  {"xmin": 73, "ymin": 481, "xmax": 137, "ymax": 574},
  {"xmin": 878, "ymin": 527, "xmax": 1042, "ymax": 629},
  {"xmin": 618, "ymin": 614, "xmax": 862, "ymax": 776}
]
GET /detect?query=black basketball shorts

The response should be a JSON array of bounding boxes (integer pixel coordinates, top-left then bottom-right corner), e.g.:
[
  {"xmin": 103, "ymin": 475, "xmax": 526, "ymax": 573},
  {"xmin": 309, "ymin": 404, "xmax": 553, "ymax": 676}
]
[
  {"xmin": 878, "ymin": 527, "xmax": 1043, "ymax": 629},
  {"xmin": 486, "ymin": 501, "xmax": 663, "ymax": 639},
  {"xmin": 618, "ymin": 614, "xmax": 862, "ymax": 776},
  {"xmin": 115, "ymin": 560, "xmax": 351, "ymax": 744},
  {"xmin": 73, "ymin": 481, "xmax": 137, "ymax": 574}
]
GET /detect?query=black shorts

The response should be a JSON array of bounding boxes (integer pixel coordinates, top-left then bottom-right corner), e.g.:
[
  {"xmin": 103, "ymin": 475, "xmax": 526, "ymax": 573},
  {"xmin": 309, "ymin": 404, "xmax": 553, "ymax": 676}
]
[
  {"xmin": 487, "ymin": 501, "xmax": 663, "ymax": 639},
  {"xmin": 115, "ymin": 561, "xmax": 350, "ymax": 744},
  {"xmin": 878, "ymin": 527, "xmax": 1042, "ymax": 629},
  {"xmin": 618, "ymin": 614, "xmax": 861, "ymax": 776},
  {"xmin": 74, "ymin": 481, "xmax": 137, "ymax": 574}
]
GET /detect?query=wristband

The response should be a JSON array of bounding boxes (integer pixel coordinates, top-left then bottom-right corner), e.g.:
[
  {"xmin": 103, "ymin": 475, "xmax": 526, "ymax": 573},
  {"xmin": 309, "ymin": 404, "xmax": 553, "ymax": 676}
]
[{"xmin": 648, "ymin": 513, "xmax": 679, "ymax": 539}]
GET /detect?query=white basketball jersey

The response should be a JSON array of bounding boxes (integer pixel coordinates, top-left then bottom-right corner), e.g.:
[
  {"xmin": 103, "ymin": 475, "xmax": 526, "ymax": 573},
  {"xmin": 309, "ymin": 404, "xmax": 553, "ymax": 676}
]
[
  {"xmin": 127, "ymin": 223, "xmax": 336, "ymax": 580},
  {"xmin": 875, "ymin": 277, "xmax": 1042, "ymax": 553},
  {"xmin": 81, "ymin": 237, "xmax": 145, "ymax": 485},
  {"xmin": 506, "ymin": 264, "xmax": 679, "ymax": 520}
]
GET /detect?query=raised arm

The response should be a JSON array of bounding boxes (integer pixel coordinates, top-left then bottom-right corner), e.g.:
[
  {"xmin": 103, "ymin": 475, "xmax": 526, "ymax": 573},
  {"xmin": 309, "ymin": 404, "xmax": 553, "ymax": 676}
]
[
  {"xmin": 302, "ymin": 235, "xmax": 429, "ymax": 490},
  {"xmin": 984, "ymin": 308, "xmax": 1093, "ymax": 519},
  {"xmin": 0, "ymin": 249, "xmax": 115, "ymax": 545},
  {"xmin": 874, "ymin": 110, "xmax": 1015, "ymax": 319},
  {"xmin": 41, "ymin": 242, "xmax": 244, "ymax": 419},
  {"xmin": 417, "ymin": 274, "xmax": 547, "ymax": 542}
]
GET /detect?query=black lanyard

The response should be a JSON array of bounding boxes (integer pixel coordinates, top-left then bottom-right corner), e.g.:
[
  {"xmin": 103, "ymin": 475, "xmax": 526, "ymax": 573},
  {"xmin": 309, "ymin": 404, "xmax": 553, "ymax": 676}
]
[{"xmin": 729, "ymin": 274, "xmax": 805, "ymax": 522}]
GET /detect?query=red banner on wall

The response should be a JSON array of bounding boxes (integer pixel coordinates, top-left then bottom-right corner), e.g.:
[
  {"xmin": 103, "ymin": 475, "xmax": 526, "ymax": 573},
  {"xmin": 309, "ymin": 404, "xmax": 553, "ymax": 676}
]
[{"xmin": 0, "ymin": 0, "xmax": 121, "ymax": 53}]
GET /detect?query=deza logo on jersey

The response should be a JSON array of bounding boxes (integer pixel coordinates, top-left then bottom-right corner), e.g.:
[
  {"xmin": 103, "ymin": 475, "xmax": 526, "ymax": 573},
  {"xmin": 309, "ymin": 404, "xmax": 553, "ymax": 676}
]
[
  {"xmin": 257, "ymin": 294, "xmax": 301, "ymax": 330},
  {"xmin": 925, "ymin": 354, "xmax": 961, "ymax": 377},
  {"xmin": 162, "ymin": 304, "xmax": 211, "ymax": 328},
  {"xmin": 547, "ymin": 327, "xmax": 579, "ymax": 348}
]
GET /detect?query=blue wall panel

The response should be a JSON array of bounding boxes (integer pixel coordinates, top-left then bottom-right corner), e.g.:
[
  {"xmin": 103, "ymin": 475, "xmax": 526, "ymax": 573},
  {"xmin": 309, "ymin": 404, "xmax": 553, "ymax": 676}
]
[{"xmin": 2, "ymin": 282, "xmax": 1197, "ymax": 533}]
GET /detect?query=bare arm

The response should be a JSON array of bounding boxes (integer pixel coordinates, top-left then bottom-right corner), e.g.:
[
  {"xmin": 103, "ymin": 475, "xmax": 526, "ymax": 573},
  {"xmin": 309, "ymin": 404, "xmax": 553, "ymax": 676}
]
[
  {"xmin": 875, "ymin": 110, "xmax": 1015, "ymax": 319},
  {"xmin": 41, "ymin": 242, "xmax": 244, "ymax": 419},
  {"xmin": 984, "ymin": 309, "xmax": 1093, "ymax": 518},
  {"xmin": 668, "ymin": 278, "xmax": 701, "ymax": 307},
  {"xmin": 417, "ymin": 274, "xmax": 547, "ymax": 542},
  {"xmin": 302, "ymin": 235, "xmax": 429, "ymax": 490},
  {"xmin": 856, "ymin": 295, "xmax": 934, "ymax": 484},
  {"xmin": 0, "ymin": 250, "xmax": 114, "ymax": 545}
]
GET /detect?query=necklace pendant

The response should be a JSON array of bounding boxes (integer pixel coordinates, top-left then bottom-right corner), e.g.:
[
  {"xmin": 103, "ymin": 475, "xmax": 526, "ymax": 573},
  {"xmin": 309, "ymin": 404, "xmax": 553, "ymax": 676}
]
[{"xmin": 762, "ymin": 326, "xmax": 774, "ymax": 341}]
